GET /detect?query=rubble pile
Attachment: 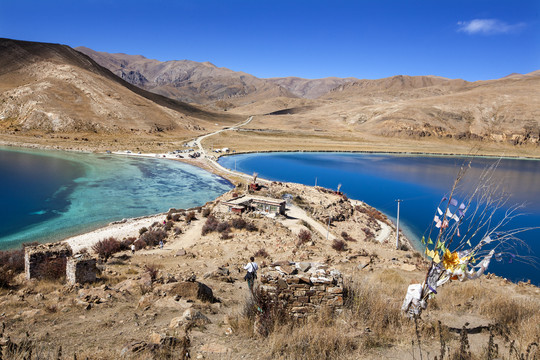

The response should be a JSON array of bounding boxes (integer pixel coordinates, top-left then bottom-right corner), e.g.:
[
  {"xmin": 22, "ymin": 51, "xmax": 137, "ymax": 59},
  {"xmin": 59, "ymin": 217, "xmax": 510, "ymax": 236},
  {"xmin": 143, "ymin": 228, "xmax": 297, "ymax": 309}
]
[{"xmin": 260, "ymin": 261, "xmax": 344, "ymax": 318}]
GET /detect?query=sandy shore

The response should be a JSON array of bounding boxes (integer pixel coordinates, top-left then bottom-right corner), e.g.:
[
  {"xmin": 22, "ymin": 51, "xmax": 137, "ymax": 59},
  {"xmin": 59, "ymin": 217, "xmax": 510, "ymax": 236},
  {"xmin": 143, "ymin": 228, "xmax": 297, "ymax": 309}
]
[{"xmin": 64, "ymin": 213, "xmax": 167, "ymax": 253}]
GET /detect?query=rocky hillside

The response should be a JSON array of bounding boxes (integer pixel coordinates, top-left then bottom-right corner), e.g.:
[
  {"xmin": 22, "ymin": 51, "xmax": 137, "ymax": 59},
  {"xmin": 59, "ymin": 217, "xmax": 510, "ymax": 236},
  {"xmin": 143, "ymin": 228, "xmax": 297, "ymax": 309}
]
[
  {"xmin": 0, "ymin": 39, "xmax": 241, "ymax": 134},
  {"xmin": 75, "ymin": 47, "xmax": 299, "ymax": 106},
  {"xmin": 1, "ymin": 180, "xmax": 538, "ymax": 359},
  {"xmin": 315, "ymin": 72, "xmax": 540, "ymax": 144},
  {"xmin": 266, "ymin": 76, "xmax": 358, "ymax": 99}
]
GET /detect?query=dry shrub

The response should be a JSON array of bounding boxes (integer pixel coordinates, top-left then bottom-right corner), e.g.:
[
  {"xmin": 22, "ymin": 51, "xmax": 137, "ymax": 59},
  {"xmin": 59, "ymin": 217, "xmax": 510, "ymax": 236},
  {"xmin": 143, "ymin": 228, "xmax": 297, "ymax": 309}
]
[
  {"xmin": 362, "ymin": 227, "xmax": 375, "ymax": 241},
  {"xmin": 144, "ymin": 263, "xmax": 162, "ymax": 281},
  {"xmin": 133, "ymin": 239, "xmax": 146, "ymax": 250},
  {"xmin": 254, "ymin": 248, "xmax": 270, "ymax": 258},
  {"xmin": 0, "ymin": 248, "xmax": 25, "ymax": 273},
  {"xmin": 231, "ymin": 217, "xmax": 247, "ymax": 229},
  {"xmin": 139, "ymin": 229, "xmax": 167, "ymax": 247},
  {"xmin": 174, "ymin": 226, "xmax": 183, "ymax": 235},
  {"xmin": 120, "ymin": 237, "xmax": 136, "ymax": 250},
  {"xmin": 164, "ymin": 220, "xmax": 174, "ymax": 231},
  {"xmin": 0, "ymin": 266, "xmax": 15, "ymax": 288},
  {"xmin": 220, "ymin": 231, "xmax": 233, "ymax": 240},
  {"xmin": 217, "ymin": 221, "xmax": 230, "ymax": 233},
  {"xmin": 139, "ymin": 227, "xmax": 148, "ymax": 235},
  {"xmin": 245, "ymin": 222, "xmax": 258, "ymax": 232},
  {"xmin": 185, "ymin": 211, "xmax": 197, "ymax": 223},
  {"xmin": 0, "ymin": 248, "xmax": 25, "ymax": 287},
  {"xmin": 202, "ymin": 208, "xmax": 211, "ymax": 217},
  {"xmin": 356, "ymin": 206, "xmax": 386, "ymax": 222},
  {"xmin": 172, "ymin": 213, "xmax": 181, "ymax": 222},
  {"xmin": 92, "ymin": 237, "xmax": 121, "ymax": 260},
  {"xmin": 331, "ymin": 239, "xmax": 347, "ymax": 252},
  {"xmin": 202, "ymin": 215, "xmax": 219, "ymax": 235},
  {"xmin": 341, "ymin": 231, "xmax": 357, "ymax": 242},
  {"xmin": 297, "ymin": 230, "xmax": 312, "ymax": 247},
  {"xmin": 36, "ymin": 257, "xmax": 67, "ymax": 281}
]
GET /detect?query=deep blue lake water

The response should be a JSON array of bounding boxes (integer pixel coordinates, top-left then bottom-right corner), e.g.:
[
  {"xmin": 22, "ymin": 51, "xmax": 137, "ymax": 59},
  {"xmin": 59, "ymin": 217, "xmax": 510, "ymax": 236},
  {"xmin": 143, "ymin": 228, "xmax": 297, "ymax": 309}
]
[
  {"xmin": 0, "ymin": 147, "xmax": 232, "ymax": 250},
  {"xmin": 219, "ymin": 152, "xmax": 540, "ymax": 285}
]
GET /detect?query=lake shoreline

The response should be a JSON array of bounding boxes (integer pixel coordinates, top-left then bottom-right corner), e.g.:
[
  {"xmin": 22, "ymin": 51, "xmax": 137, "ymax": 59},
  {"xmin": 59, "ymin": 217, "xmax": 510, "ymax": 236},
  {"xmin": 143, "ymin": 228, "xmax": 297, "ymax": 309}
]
[
  {"xmin": 1, "ymin": 145, "xmax": 416, "ymax": 259},
  {"xmin": 3, "ymin": 142, "xmax": 536, "ymax": 276}
]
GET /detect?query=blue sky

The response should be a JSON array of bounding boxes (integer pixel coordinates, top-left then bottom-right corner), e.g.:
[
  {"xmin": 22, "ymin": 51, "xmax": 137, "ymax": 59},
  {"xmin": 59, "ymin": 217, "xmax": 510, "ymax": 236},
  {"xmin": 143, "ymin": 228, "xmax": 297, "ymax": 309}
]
[{"xmin": 1, "ymin": 0, "xmax": 538, "ymax": 81}]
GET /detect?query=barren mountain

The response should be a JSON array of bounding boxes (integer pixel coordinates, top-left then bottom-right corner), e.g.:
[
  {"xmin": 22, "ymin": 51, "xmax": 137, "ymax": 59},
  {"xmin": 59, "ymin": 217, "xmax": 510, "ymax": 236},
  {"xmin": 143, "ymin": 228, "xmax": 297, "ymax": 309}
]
[
  {"xmin": 0, "ymin": 39, "xmax": 241, "ymax": 135},
  {"xmin": 76, "ymin": 47, "xmax": 297, "ymax": 106},
  {"xmin": 266, "ymin": 76, "xmax": 358, "ymax": 99},
  {"xmin": 1, "ymin": 39, "xmax": 538, "ymax": 154},
  {"xmin": 312, "ymin": 73, "xmax": 540, "ymax": 144}
]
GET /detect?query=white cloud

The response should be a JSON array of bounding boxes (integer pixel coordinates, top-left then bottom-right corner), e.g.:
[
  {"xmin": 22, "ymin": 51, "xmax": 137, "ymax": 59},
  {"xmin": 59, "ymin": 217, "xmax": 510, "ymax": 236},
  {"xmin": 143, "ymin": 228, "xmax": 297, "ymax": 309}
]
[{"xmin": 457, "ymin": 19, "xmax": 525, "ymax": 35}]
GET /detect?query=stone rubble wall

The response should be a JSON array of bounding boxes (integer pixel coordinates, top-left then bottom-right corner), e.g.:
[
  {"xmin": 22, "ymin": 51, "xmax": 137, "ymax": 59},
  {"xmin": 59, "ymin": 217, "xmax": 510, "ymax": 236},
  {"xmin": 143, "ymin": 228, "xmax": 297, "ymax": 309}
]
[
  {"xmin": 260, "ymin": 261, "xmax": 344, "ymax": 317},
  {"xmin": 66, "ymin": 254, "xmax": 98, "ymax": 285},
  {"xmin": 24, "ymin": 243, "xmax": 73, "ymax": 280}
]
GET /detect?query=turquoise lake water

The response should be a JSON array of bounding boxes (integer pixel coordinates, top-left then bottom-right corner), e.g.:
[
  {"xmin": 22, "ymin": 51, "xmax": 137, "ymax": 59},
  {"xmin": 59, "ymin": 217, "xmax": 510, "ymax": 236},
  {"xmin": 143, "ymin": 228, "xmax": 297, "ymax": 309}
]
[
  {"xmin": 219, "ymin": 152, "xmax": 540, "ymax": 285},
  {"xmin": 0, "ymin": 147, "xmax": 232, "ymax": 250}
]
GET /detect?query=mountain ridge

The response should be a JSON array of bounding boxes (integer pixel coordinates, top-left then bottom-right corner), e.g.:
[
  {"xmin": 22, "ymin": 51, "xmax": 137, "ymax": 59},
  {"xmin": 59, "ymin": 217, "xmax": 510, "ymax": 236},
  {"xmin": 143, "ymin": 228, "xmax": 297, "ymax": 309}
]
[{"xmin": 0, "ymin": 38, "xmax": 242, "ymax": 135}]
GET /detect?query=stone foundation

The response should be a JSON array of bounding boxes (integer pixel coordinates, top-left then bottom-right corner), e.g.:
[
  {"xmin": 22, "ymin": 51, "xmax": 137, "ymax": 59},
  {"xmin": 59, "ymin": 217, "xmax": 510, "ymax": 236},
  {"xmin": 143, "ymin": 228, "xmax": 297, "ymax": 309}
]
[
  {"xmin": 66, "ymin": 254, "xmax": 98, "ymax": 285},
  {"xmin": 260, "ymin": 261, "xmax": 344, "ymax": 318},
  {"xmin": 24, "ymin": 243, "xmax": 72, "ymax": 280}
]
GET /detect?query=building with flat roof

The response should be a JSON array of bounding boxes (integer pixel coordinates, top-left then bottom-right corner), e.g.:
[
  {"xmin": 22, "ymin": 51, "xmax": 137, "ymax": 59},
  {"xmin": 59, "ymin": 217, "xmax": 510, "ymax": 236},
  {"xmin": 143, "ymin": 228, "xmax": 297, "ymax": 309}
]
[{"xmin": 221, "ymin": 195, "xmax": 286, "ymax": 215}]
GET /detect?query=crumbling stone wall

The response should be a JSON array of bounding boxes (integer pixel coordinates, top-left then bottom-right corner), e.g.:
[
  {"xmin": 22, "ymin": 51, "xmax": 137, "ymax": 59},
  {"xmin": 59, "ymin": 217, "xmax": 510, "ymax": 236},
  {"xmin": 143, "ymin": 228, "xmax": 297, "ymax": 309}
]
[
  {"xmin": 260, "ymin": 261, "xmax": 344, "ymax": 317},
  {"xmin": 66, "ymin": 254, "xmax": 98, "ymax": 285},
  {"xmin": 24, "ymin": 243, "xmax": 72, "ymax": 280}
]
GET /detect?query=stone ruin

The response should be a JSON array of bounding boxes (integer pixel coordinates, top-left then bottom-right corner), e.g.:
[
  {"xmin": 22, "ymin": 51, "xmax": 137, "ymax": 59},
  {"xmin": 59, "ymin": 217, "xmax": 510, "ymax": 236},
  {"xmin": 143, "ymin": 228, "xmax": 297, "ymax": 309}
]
[
  {"xmin": 24, "ymin": 243, "xmax": 72, "ymax": 280},
  {"xmin": 25, "ymin": 243, "xmax": 97, "ymax": 285},
  {"xmin": 259, "ymin": 261, "xmax": 344, "ymax": 318},
  {"xmin": 66, "ymin": 254, "xmax": 98, "ymax": 285}
]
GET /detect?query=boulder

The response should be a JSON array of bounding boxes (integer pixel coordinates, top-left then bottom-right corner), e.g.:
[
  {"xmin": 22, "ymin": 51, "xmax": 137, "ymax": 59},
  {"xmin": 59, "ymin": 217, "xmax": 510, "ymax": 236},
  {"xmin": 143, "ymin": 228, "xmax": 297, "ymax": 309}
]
[
  {"xmin": 160, "ymin": 281, "xmax": 214, "ymax": 302},
  {"xmin": 175, "ymin": 249, "xmax": 187, "ymax": 257},
  {"xmin": 139, "ymin": 273, "xmax": 153, "ymax": 287},
  {"xmin": 149, "ymin": 332, "xmax": 164, "ymax": 345},
  {"xmin": 203, "ymin": 267, "xmax": 234, "ymax": 283},
  {"xmin": 137, "ymin": 293, "xmax": 158, "ymax": 309}
]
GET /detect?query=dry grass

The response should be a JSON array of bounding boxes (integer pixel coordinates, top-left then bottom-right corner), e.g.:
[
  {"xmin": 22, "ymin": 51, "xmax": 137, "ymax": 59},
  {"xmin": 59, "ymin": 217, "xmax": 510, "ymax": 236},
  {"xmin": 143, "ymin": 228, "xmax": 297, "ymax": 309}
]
[
  {"xmin": 268, "ymin": 320, "xmax": 358, "ymax": 360},
  {"xmin": 346, "ymin": 271, "xmax": 408, "ymax": 345},
  {"xmin": 480, "ymin": 294, "xmax": 540, "ymax": 342}
]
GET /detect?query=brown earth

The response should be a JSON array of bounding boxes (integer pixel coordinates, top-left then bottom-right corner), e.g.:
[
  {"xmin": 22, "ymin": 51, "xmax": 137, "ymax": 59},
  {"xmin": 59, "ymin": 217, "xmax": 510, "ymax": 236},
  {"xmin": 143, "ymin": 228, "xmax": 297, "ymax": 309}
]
[
  {"xmin": 1, "ymin": 181, "xmax": 538, "ymax": 359},
  {"xmin": 0, "ymin": 38, "xmax": 242, "ymax": 136}
]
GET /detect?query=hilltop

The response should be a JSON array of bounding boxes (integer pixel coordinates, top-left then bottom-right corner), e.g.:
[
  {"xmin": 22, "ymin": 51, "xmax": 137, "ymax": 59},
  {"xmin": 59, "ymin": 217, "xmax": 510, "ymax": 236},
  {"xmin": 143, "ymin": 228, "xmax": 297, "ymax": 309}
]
[{"xmin": 1, "ymin": 180, "xmax": 538, "ymax": 359}]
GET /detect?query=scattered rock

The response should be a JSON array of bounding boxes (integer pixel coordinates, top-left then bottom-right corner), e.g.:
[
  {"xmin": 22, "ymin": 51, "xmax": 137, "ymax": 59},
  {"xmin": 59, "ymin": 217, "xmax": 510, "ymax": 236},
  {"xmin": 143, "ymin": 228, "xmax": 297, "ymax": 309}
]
[
  {"xmin": 169, "ymin": 308, "xmax": 210, "ymax": 329},
  {"xmin": 176, "ymin": 249, "xmax": 187, "ymax": 257},
  {"xmin": 277, "ymin": 265, "xmax": 297, "ymax": 275}
]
